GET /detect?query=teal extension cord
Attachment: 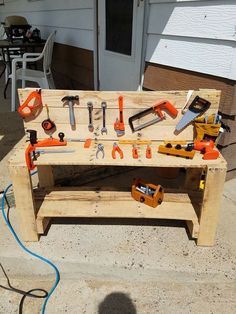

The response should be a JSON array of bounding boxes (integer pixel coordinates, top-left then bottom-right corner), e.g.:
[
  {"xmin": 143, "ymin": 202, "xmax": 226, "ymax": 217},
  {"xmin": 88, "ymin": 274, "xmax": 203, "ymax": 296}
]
[{"xmin": 1, "ymin": 171, "xmax": 60, "ymax": 314}]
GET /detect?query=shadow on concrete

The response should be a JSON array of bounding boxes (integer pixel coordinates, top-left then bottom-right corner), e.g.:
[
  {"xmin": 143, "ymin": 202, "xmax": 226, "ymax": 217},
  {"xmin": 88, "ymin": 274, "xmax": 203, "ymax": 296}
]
[{"xmin": 98, "ymin": 292, "xmax": 136, "ymax": 314}]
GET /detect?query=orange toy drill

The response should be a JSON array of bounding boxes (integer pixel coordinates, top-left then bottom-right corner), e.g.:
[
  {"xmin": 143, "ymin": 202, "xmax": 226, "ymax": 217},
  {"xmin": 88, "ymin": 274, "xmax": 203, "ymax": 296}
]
[
  {"xmin": 187, "ymin": 139, "xmax": 219, "ymax": 160},
  {"xmin": 25, "ymin": 130, "xmax": 67, "ymax": 170}
]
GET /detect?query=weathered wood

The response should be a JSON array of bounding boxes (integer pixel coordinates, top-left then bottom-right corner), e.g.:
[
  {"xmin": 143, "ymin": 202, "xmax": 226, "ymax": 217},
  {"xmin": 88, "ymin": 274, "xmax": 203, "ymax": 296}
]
[
  {"xmin": 9, "ymin": 166, "xmax": 38, "ymax": 241},
  {"xmin": 8, "ymin": 88, "xmax": 227, "ymax": 245},
  {"xmin": 197, "ymin": 166, "xmax": 227, "ymax": 246},
  {"xmin": 36, "ymin": 165, "xmax": 54, "ymax": 234}
]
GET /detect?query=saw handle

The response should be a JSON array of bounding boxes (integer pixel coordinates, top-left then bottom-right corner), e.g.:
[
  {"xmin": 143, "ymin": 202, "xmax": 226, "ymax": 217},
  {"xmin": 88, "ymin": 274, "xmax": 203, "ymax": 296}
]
[{"xmin": 153, "ymin": 101, "xmax": 178, "ymax": 119}]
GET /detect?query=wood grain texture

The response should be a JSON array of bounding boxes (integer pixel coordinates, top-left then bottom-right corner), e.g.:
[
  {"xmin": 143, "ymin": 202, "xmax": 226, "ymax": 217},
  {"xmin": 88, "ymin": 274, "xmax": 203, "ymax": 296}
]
[
  {"xmin": 143, "ymin": 63, "xmax": 236, "ymax": 115},
  {"xmin": 9, "ymin": 166, "xmax": 38, "ymax": 241},
  {"xmin": 197, "ymin": 166, "xmax": 227, "ymax": 246}
]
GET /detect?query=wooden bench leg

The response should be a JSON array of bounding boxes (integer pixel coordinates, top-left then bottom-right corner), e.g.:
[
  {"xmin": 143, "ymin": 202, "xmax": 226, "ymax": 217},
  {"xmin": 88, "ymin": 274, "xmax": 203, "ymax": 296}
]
[
  {"xmin": 36, "ymin": 165, "xmax": 54, "ymax": 234},
  {"xmin": 9, "ymin": 166, "xmax": 39, "ymax": 242},
  {"xmin": 197, "ymin": 166, "xmax": 226, "ymax": 246}
]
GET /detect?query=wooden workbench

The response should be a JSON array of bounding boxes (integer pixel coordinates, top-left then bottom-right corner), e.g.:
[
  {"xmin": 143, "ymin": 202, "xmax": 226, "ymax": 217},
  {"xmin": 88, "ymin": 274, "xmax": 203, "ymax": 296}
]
[{"xmin": 9, "ymin": 89, "xmax": 227, "ymax": 246}]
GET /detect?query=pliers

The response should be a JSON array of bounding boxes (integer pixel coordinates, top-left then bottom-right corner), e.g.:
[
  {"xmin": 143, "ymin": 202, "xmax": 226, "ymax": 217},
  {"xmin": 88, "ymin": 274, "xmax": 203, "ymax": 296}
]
[
  {"xmin": 96, "ymin": 143, "xmax": 105, "ymax": 159},
  {"xmin": 112, "ymin": 142, "xmax": 124, "ymax": 159}
]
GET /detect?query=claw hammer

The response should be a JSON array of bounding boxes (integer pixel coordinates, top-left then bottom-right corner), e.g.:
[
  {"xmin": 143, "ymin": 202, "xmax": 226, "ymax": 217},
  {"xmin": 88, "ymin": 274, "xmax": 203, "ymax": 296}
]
[{"xmin": 62, "ymin": 95, "xmax": 79, "ymax": 128}]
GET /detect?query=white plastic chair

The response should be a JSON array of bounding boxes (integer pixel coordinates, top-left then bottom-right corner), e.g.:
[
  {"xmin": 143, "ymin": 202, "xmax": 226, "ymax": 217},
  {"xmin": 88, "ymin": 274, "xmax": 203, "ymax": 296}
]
[{"xmin": 10, "ymin": 30, "xmax": 56, "ymax": 111}]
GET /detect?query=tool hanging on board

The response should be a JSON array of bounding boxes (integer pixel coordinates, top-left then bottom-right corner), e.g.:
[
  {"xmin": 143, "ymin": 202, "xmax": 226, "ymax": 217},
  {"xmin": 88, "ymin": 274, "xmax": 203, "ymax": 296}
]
[
  {"xmin": 61, "ymin": 95, "xmax": 79, "ymax": 128},
  {"xmin": 41, "ymin": 104, "xmax": 56, "ymax": 131},
  {"xmin": 132, "ymin": 145, "xmax": 138, "ymax": 159},
  {"xmin": 118, "ymin": 139, "xmax": 152, "ymax": 145},
  {"xmin": 114, "ymin": 96, "xmax": 125, "ymax": 136},
  {"xmin": 146, "ymin": 145, "xmax": 152, "ymax": 159},
  {"xmin": 131, "ymin": 178, "xmax": 164, "ymax": 208},
  {"xmin": 18, "ymin": 89, "xmax": 43, "ymax": 118},
  {"xmin": 96, "ymin": 144, "xmax": 105, "ymax": 159},
  {"xmin": 101, "ymin": 101, "xmax": 107, "ymax": 135},
  {"xmin": 87, "ymin": 102, "xmax": 94, "ymax": 132},
  {"xmin": 25, "ymin": 130, "xmax": 67, "ymax": 170},
  {"xmin": 58, "ymin": 132, "xmax": 92, "ymax": 148},
  {"xmin": 128, "ymin": 100, "xmax": 178, "ymax": 132},
  {"xmin": 112, "ymin": 142, "xmax": 124, "ymax": 159},
  {"xmin": 175, "ymin": 96, "xmax": 211, "ymax": 133}
]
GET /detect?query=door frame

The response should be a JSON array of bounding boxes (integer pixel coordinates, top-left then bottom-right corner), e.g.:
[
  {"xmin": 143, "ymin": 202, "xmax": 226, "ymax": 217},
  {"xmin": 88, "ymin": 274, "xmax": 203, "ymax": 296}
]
[{"xmin": 94, "ymin": 0, "xmax": 147, "ymax": 91}]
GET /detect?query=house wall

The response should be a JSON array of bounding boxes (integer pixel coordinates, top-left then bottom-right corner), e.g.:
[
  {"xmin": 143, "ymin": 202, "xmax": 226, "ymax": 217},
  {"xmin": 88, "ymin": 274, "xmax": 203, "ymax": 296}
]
[
  {"xmin": 0, "ymin": 0, "xmax": 95, "ymax": 89},
  {"xmin": 144, "ymin": 0, "xmax": 236, "ymax": 179}
]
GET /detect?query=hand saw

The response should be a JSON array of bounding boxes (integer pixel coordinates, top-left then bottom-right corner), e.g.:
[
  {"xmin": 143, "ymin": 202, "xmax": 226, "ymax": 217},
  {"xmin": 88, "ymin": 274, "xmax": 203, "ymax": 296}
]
[
  {"xmin": 128, "ymin": 100, "xmax": 178, "ymax": 132},
  {"xmin": 175, "ymin": 96, "xmax": 211, "ymax": 132}
]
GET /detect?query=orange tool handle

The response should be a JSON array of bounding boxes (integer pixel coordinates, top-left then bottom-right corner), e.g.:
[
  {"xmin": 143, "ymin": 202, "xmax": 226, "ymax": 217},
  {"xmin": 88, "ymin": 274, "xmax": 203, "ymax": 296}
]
[
  {"xmin": 153, "ymin": 101, "xmax": 178, "ymax": 119},
  {"xmin": 18, "ymin": 90, "xmax": 42, "ymax": 118},
  {"xmin": 193, "ymin": 139, "xmax": 215, "ymax": 151},
  {"xmin": 112, "ymin": 145, "xmax": 124, "ymax": 159},
  {"xmin": 132, "ymin": 146, "xmax": 138, "ymax": 159},
  {"xmin": 118, "ymin": 96, "xmax": 124, "ymax": 125},
  {"xmin": 146, "ymin": 145, "xmax": 152, "ymax": 159}
]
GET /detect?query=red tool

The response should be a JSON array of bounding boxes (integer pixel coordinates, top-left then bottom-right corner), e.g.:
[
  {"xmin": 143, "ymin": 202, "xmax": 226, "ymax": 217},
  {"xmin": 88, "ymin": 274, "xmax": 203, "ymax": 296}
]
[
  {"xmin": 112, "ymin": 142, "xmax": 124, "ymax": 159},
  {"xmin": 114, "ymin": 96, "xmax": 125, "ymax": 136},
  {"xmin": 146, "ymin": 145, "xmax": 152, "ymax": 159},
  {"xmin": 187, "ymin": 139, "xmax": 219, "ymax": 160},
  {"xmin": 41, "ymin": 104, "xmax": 56, "ymax": 131},
  {"xmin": 129, "ymin": 100, "xmax": 178, "ymax": 132},
  {"xmin": 25, "ymin": 130, "xmax": 67, "ymax": 170},
  {"xmin": 18, "ymin": 89, "xmax": 43, "ymax": 118},
  {"xmin": 132, "ymin": 145, "xmax": 138, "ymax": 159}
]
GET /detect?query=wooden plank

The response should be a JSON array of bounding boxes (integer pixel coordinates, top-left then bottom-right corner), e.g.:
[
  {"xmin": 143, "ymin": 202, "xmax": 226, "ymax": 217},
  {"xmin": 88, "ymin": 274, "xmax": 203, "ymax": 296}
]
[
  {"xmin": 37, "ymin": 165, "xmax": 54, "ymax": 188},
  {"xmin": 9, "ymin": 138, "xmax": 227, "ymax": 169},
  {"xmin": 35, "ymin": 189, "xmax": 199, "ymax": 223},
  {"xmin": 197, "ymin": 166, "xmax": 227, "ymax": 246},
  {"xmin": 17, "ymin": 88, "xmax": 221, "ymax": 141},
  {"xmin": 18, "ymin": 89, "xmax": 221, "ymax": 109},
  {"xmin": 36, "ymin": 165, "xmax": 54, "ymax": 234},
  {"xmin": 9, "ymin": 166, "xmax": 38, "ymax": 242}
]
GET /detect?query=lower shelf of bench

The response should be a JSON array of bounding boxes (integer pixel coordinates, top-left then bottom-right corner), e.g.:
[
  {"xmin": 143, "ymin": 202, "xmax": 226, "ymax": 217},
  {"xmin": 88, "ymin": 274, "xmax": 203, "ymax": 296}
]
[{"xmin": 34, "ymin": 188, "xmax": 200, "ymax": 238}]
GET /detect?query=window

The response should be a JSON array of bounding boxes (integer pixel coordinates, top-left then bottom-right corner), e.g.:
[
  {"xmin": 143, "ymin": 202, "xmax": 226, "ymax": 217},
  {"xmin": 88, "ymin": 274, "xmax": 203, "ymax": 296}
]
[{"xmin": 105, "ymin": 0, "xmax": 133, "ymax": 56}]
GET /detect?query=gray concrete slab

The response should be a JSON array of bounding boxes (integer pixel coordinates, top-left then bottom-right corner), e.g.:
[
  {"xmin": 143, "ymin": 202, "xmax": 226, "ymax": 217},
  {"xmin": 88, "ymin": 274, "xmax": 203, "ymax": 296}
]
[{"xmin": 0, "ymin": 67, "xmax": 236, "ymax": 314}]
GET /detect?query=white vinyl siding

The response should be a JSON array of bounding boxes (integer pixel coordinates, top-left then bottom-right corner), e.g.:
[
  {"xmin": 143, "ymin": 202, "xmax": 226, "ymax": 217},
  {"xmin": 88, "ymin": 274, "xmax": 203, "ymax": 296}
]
[
  {"xmin": 0, "ymin": 0, "xmax": 95, "ymax": 50},
  {"xmin": 146, "ymin": 0, "xmax": 236, "ymax": 80}
]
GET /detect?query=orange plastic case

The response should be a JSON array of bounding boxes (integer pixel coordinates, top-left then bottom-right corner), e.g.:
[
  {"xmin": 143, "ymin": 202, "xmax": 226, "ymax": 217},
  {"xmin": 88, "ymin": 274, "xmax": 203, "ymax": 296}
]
[{"xmin": 131, "ymin": 178, "xmax": 164, "ymax": 208}]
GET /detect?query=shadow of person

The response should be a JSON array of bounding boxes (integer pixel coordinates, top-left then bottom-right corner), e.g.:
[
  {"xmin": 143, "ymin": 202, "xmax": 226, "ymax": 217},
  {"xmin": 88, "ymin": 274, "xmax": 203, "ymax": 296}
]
[{"xmin": 98, "ymin": 292, "xmax": 137, "ymax": 314}]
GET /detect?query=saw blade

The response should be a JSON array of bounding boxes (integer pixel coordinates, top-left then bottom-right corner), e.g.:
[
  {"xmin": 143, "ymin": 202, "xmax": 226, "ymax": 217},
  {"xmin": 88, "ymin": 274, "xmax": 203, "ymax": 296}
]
[{"xmin": 175, "ymin": 110, "xmax": 198, "ymax": 131}]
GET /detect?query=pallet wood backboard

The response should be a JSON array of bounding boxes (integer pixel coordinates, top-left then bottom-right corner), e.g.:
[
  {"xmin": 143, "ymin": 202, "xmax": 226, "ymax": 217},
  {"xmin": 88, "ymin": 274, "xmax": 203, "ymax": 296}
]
[{"xmin": 18, "ymin": 88, "xmax": 221, "ymax": 141}]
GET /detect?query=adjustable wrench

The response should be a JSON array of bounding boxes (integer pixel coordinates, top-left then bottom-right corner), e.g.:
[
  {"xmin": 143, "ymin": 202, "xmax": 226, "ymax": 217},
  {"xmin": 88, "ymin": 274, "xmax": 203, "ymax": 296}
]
[
  {"xmin": 87, "ymin": 102, "xmax": 94, "ymax": 132},
  {"xmin": 101, "ymin": 101, "xmax": 107, "ymax": 135}
]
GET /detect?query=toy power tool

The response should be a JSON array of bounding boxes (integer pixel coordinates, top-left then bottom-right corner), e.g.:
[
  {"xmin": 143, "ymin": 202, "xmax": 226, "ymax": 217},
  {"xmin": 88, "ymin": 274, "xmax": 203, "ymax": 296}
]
[
  {"xmin": 25, "ymin": 130, "xmax": 67, "ymax": 170},
  {"xmin": 18, "ymin": 89, "xmax": 43, "ymax": 118},
  {"xmin": 129, "ymin": 100, "xmax": 178, "ymax": 132},
  {"xmin": 186, "ymin": 139, "xmax": 219, "ymax": 160}
]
